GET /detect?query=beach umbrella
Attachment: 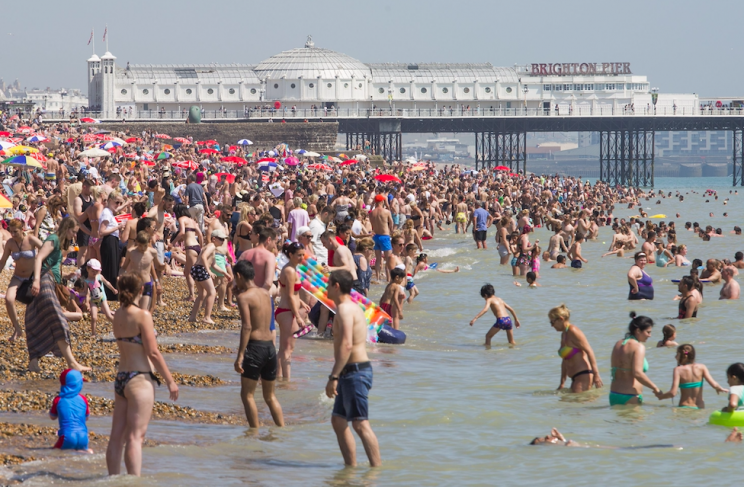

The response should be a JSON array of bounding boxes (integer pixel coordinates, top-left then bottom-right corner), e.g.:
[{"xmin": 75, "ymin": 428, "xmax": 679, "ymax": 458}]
[
  {"xmin": 34, "ymin": 153, "xmax": 48, "ymax": 163},
  {"xmin": 410, "ymin": 164, "xmax": 426, "ymax": 172},
  {"xmin": 156, "ymin": 152, "xmax": 172, "ymax": 160},
  {"xmin": 301, "ymin": 151, "xmax": 320, "ymax": 157},
  {"xmin": 77, "ymin": 148, "xmax": 111, "ymax": 158},
  {"xmin": 111, "ymin": 137, "xmax": 127, "ymax": 145},
  {"xmin": 79, "ymin": 117, "xmax": 101, "ymax": 123},
  {"xmin": 354, "ymin": 154, "xmax": 368, "ymax": 161},
  {"xmin": 0, "ymin": 193, "xmax": 12, "ymax": 209},
  {"xmin": 296, "ymin": 149, "xmax": 307, "ymax": 154},
  {"xmin": 374, "ymin": 174, "xmax": 402, "ymax": 184},
  {"xmin": 102, "ymin": 141, "xmax": 122, "ymax": 150},
  {"xmin": 328, "ymin": 156, "xmax": 343, "ymax": 163},
  {"xmin": 27, "ymin": 135, "xmax": 48, "ymax": 143},
  {"xmin": 339, "ymin": 160, "xmax": 356, "ymax": 166},
  {"xmin": 1, "ymin": 155, "xmax": 44, "ymax": 168},
  {"xmin": 222, "ymin": 156, "xmax": 247, "ymax": 165},
  {"xmin": 125, "ymin": 137, "xmax": 142, "ymax": 144},
  {"xmin": 256, "ymin": 157, "xmax": 277, "ymax": 164},
  {"xmin": 493, "ymin": 165, "xmax": 510, "ymax": 171},
  {"xmin": 257, "ymin": 161, "xmax": 278, "ymax": 171},
  {"xmin": 0, "ymin": 141, "xmax": 16, "ymax": 150},
  {"xmin": 17, "ymin": 126, "xmax": 33, "ymax": 134},
  {"xmin": 161, "ymin": 144, "xmax": 174, "ymax": 151},
  {"xmin": 7, "ymin": 145, "xmax": 39, "ymax": 155},
  {"xmin": 172, "ymin": 160, "xmax": 198, "ymax": 170},
  {"xmin": 82, "ymin": 134, "xmax": 98, "ymax": 142},
  {"xmin": 142, "ymin": 160, "xmax": 156, "ymax": 167},
  {"xmin": 4, "ymin": 138, "xmax": 23, "ymax": 144},
  {"xmin": 214, "ymin": 172, "xmax": 236, "ymax": 183},
  {"xmin": 284, "ymin": 156, "xmax": 300, "ymax": 166},
  {"xmin": 0, "ymin": 131, "xmax": 10, "ymax": 137},
  {"xmin": 123, "ymin": 153, "xmax": 138, "ymax": 159},
  {"xmin": 95, "ymin": 134, "xmax": 115, "ymax": 141},
  {"xmin": 95, "ymin": 130, "xmax": 112, "ymax": 135},
  {"xmin": 173, "ymin": 137, "xmax": 191, "ymax": 144},
  {"xmin": 196, "ymin": 140, "xmax": 217, "ymax": 146},
  {"xmin": 154, "ymin": 133, "xmax": 170, "ymax": 139},
  {"xmin": 307, "ymin": 163, "xmax": 333, "ymax": 171},
  {"xmin": 237, "ymin": 139, "xmax": 253, "ymax": 145},
  {"xmin": 199, "ymin": 148, "xmax": 219, "ymax": 155}
]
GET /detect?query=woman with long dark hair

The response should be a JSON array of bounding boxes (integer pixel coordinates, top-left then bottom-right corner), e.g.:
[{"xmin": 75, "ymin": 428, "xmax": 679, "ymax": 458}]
[
  {"xmin": 609, "ymin": 312, "xmax": 660, "ymax": 406},
  {"xmin": 99, "ymin": 191, "xmax": 124, "ymax": 300},
  {"xmin": 26, "ymin": 217, "xmax": 90, "ymax": 373}
]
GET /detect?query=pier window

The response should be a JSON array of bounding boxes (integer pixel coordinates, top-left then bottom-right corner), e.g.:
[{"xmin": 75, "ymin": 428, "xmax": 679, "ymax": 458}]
[
  {"xmin": 120, "ymin": 89, "xmax": 127, "ymax": 95},
  {"xmin": 309, "ymin": 83, "xmax": 314, "ymax": 88},
  {"xmin": 553, "ymin": 84, "xmax": 562, "ymax": 91},
  {"xmin": 291, "ymin": 84, "xmax": 296, "ymax": 89},
  {"xmin": 142, "ymin": 89, "xmax": 149, "ymax": 95},
  {"xmin": 443, "ymin": 87, "xmax": 449, "ymax": 93},
  {"xmin": 344, "ymin": 83, "xmax": 348, "ymax": 88},
  {"xmin": 504, "ymin": 87, "xmax": 511, "ymax": 93},
  {"xmin": 463, "ymin": 87, "xmax": 470, "ymax": 93},
  {"xmin": 421, "ymin": 87, "xmax": 427, "ymax": 93},
  {"xmin": 543, "ymin": 84, "xmax": 551, "ymax": 91},
  {"xmin": 327, "ymin": 83, "xmax": 333, "ymax": 88},
  {"xmin": 229, "ymin": 88, "xmax": 235, "ymax": 94},
  {"xmin": 186, "ymin": 89, "xmax": 192, "ymax": 94},
  {"xmin": 378, "ymin": 88, "xmax": 385, "ymax": 93},
  {"xmin": 485, "ymin": 87, "xmax": 491, "ymax": 93},
  {"xmin": 250, "ymin": 88, "xmax": 256, "ymax": 94},
  {"xmin": 164, "ymin": 89, "xmax": 171, "ymax": 95},
  {"xmin": 207, "ymin": 89, "xmax": 214, "ymax": 94},
  {"xmin": 400, "ymin": 88, "xmax": 406, "ymax": 93},
  {"xmin": 563, "ymin": 84, "xmax": 572, "ymax": 91}
]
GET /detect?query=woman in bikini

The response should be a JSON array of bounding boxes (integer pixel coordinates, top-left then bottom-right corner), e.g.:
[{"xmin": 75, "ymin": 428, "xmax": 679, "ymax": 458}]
[
  {"xmin": 232, "ymin": 204, "xmax": 255, "ymax": 261},
  {"xmin": 81, "ymin": 185, "xmax": 106, "ymax": 264},
  {"xmin": 0, "ymin": 219, "xmax": 43, "ymax": 341},
  {"xmin": 609, "ymin": 312, "xmax": 661, "ymax": 406},
  {"xmin": 173, "ymin": 204, "xmax": 203, "ymax": 301},
  {"xmin": 549, "ymin": 304, "xmax": 603, "ymax": 393},
  {"xmin": 656, "ymin": 344, "xmax": 727, "ymax": 408},
  {"xmin": 677, "ymin": 275, "xmax": 701, "ymax": 319},
  {"xmin": 187, "ymin": 229, "xmax": 223, "ymax": 324},
  {"xmin": 106, "ymin": 273, "xmax": 178, "ymax": 477},
  {"xmin": 276, "ymin": 242, "xmax": 312, "ymax": 380}
]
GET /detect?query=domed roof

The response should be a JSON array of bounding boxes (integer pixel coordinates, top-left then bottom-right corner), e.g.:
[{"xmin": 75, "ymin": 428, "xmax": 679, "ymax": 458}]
[{"xmin": 254, "ymin": 36, "xmax": 370, "ymax": 80}]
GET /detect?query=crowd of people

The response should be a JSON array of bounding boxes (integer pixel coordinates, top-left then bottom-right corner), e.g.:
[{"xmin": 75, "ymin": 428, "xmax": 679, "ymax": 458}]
[{"xmin": 1, "ymin": 114, "xmax": 743, "ymax": 476}]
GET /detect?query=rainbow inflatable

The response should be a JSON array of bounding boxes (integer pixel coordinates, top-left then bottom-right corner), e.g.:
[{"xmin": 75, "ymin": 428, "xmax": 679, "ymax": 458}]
[{"xmin": 297, "ymin": 256, "xmax": 392, "ymax": 343}]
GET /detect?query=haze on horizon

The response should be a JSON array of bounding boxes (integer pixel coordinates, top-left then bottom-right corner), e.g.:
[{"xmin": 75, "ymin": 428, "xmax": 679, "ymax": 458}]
[{"xmin": 3, "ymin": 0, "xmax": 741, "ymax": 97}]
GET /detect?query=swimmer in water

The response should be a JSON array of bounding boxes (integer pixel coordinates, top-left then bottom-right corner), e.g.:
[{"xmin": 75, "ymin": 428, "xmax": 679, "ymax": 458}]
[
  {"xmin": 657, "ymin": 324, "xmax": 678, "ymax": 348},
  {"xmin": 514, "ymin": 271, "xmax": 540, "ymax": 287},
  {"xmin": 549, "ymin": 304, "xmax": 602, "ymax": 392},
  {"xmin": 721, "ymin": 363, "xmax": 744, "ymax": 413},
  {"xmin": 601, "ymin": 240, "xmax": 626, "ymax": 258},
  {"xmin": 655, "ymin": 344, "xmax": 727, "ymax": 408},
  {"xmin": 628, "ymin": 252, "xmax": 654, "ymax": 300},
  {"xmin": 413, "ymin": 253, "xmax": 459, "ymax": 275},
  {"xmin": 379, "ymin": 268, "xmax": 406, "ymax": 330},
  {"xmin": 567, "ymin": 233, "xmax": 587, "ymax": 269},
  {"xmin": 469, "ymin": 283, "xmax": 521, "ymax": 346},
  {"xmin": 609, "ymin": 312, "xmax": 661, "ymax": 406},
  {"xmin": 551, "ymin": 255, "xmax": 567, "ymax": 269}
]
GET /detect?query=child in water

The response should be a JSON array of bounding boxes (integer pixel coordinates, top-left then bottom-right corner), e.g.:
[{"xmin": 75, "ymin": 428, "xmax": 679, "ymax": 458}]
[
  {"xmin": 657, "ymin": 324, "xmax": 678, "ymax": 348},
  {"xmin": 514, "ymin": 271, "xmax": 540, "ymax": 288},
  {"xmin": 722, "ymin": 363, "xmax": 744, "ymax": 413},
  {"xmin": 469, "ymin": 283, "xmax": 521, "ymax": 346},
  {"xmin": 403, "ymin": 244, "xmax": 420, "ymax": 303},
  {"xmin": 655, "ymin": 344, "xmax": 727, "ymax": 408},
  {"xmin": 49, "ymin": 369, "xmax": 92, "ymax": 453},
  {"xmin": 413, "ymin": 254, "xmax": 460, "ymax": 276},
  {"xmin": 379, "ymin": 268, "xmax": 406, "ymax": 330}
]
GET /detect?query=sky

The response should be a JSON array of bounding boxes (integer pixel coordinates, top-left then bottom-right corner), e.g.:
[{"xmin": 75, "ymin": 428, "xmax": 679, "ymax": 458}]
[{"xmin": 3, "ymin": 0, "xmax": 742, "ymax": 97}]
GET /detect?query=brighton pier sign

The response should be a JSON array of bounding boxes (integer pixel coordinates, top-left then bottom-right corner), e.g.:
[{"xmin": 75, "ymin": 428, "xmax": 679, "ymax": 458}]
[{"xmin": 530, "ymin": 63, "xmax": 631, "ymax": 76}]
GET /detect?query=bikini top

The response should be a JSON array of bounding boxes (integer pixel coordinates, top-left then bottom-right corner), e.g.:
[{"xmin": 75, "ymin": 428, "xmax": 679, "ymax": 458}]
[
  {"xmin": 11, "ymin": 248, "xmax": 36, "ymax": 261},
  {"xmin": 117, "ymin": 334, "xmax": 143, "ymax": 345},
  {"xmin": 678, "ymin": 295, "xmax": 698, "ymax": 319},
  {"xmin": 611, "ymin": 337, "xmax": 649, "ymax": 380},
  {"xmin": 185, "ymin": 227, "xmax": 197, "ymax": 233},
  {"xmin": 558, "ymin": 324, "xmax": 581, "ymax": 361},
  {"xmin": 280, "ymin": 270, "xmax": 302, "ymax": 292},
  {"xmin": 679, "ymin": 379, "xmax": 703, "ymax": 389}
]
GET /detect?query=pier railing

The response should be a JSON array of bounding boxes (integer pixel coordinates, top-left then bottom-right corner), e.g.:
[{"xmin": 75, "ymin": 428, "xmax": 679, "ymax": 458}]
[{"xmin": 34, "ymin": 106, "xmax": 744, "ymax": 122}]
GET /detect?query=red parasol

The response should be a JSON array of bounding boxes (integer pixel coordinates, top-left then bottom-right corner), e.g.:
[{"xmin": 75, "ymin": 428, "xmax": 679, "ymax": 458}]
[
  {"xmin": 222, "ymin": 156, "xmax": 247, "ymax": 165},
  {"xmin": 196, "ymin": 140, "xmax": 217, "ymax": 146},
  {"xmin": 154, "ymin": 133, "xmax": 170, "ymax": 139},
  {"xmin": 273, "ymin": 101, "xmax": 281, "ymax": 109},
  {"xmin": 374, "ymin": 174, "xmax": 402, "ymax": 184},
  {"xmin": 493, "ymin": 165, "xmax": 510, "ymax": 171},
  {"xmin": 199, "ymin": 148, "xmax": 219, "ymax": 154},
  {"xmin": 17, "ymin": 127, "xmax": 33, "ymax": 133},
  {"xmin": 115, "ymin": 213, "xmax": 132, "ymax": 223},
  {"xmin": 125, "ymin": 137, "xmax": 142, "ymax": 143},
  {"xmin": 142, "ymin": 160, "xmax": 156, "ymax": 166},
  {"xmin": 339, "ymin": 159, "xmax": 357, "ymax": 166},
  {"xmin": 172, "ymin": 160, "xmax": 198, "ymax": 170},
  {"xmin": 0, "ymin": 132, "xmax": 10, "ymax": 137},
  {"xmin": 256, "ymin": 157, "xmax": 276, "ymax": 164},
  {"xmin": 173, "ymin": 137, "xmax": 191, "ymax": 144},
  {"xmin": 214, "ymin": 172, "xmax": 236, "ymax": 183},
  {"xmin": 307, "ymin": 163, "xmax": 333, "ymax": 171},
  {"xmin": 79, "ymin": 117, "xmax": 100, "ymax": 123}
]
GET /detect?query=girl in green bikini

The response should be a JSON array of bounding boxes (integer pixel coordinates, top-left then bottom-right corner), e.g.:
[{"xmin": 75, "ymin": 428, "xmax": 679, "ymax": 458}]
[
  {"xmin": 609, "ymin": 312, "xmax": 661, "ymax": 406},
  {"xmin": 656, "ymin": 344, "xmax": 727, "ymax": 408}
]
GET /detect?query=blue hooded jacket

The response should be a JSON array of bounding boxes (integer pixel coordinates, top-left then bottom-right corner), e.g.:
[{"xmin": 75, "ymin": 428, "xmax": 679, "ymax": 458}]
[{"xmin": 50, "ymin": 369, "xmax": 89, "ymax": 450}]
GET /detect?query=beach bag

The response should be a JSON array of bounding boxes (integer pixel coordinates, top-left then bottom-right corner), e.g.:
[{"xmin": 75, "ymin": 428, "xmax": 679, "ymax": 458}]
[
  {"xmin": 55, "ymin": 282, "xmax": 71, "ymax": 309},
  {"xmin": 16, "ymin": 275, "xmax": 35, "ymax": 305}
]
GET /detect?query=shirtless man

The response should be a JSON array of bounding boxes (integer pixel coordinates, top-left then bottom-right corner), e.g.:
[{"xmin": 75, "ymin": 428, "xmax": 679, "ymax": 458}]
[
  {"xmin": 238, "ymin": 227, "xmax": 277, "ymax": 292},
  {"xmin": 720, "ymin": 268, "xmax": 740, "ymax": 300},
  {"xmin": 547, "ymin": 227, "xmax": 568, "ymax": 261},
  {"xmin": 454, "ymin": 196, "xmax": 469, "ymax": 234},
  {"xmin": 73, "ymin": 179, "xmax": 95, "ymax": 266},
  {"xmin": 390, "ymin": 191, "xmax": 401, "ymax": 230},
  {"xmin": 325, "ymin": 269, "xmax": 381, "ymax": 467},
  {"xmin": 119, "ymin": 231, "xmax": 159, "ymax": 311},
  {"xmin": 45, "ymin": 158, "xmax": 59, "ymax": 186},
  {"xmin": 576, "ymin": 210, "xmax": 590, "ymax": 238},
  {"xmin": 322, "ymin": 231, "xmax": 358, "ymax": 281},
  {"xmin": 568, "ymin": 233, "xmax": 588, "ymax": 269},
  {"xmin": 733, "ymin": 251, "xmax": 744, "ymax": 270},
  {"xmin": 701, "ymin": 259, "xmax": 722, "ymax": 283},
  {"xmin": 369, "ymin": 195, "xmax": 394, "ymax": 281},
  {"xmin": 233, "ymin": 260, "xmax": 284, "ymax": 428},
  {"xmin": 641, "ymin": 231, "xmax": 657, "ymax": 264}
]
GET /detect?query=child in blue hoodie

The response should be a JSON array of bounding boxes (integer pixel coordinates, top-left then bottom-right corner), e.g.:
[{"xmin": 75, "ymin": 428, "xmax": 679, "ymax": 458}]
[{"xmin": 49, "ymin": 369, "xmax": 92, "ymax": 452}]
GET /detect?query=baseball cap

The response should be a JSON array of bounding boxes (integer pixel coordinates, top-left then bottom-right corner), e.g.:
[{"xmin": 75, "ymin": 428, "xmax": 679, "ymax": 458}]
[
  {"xmin": 211, "ymin": 229, "xmax": 227, "ymax": 240},
  {"xmin": 86, "ymin": 259, "xmax": 102, "ymax": 271},
  {"xmin": 374, "ymin": 194, "xmax": 385, "ymax": 202}
]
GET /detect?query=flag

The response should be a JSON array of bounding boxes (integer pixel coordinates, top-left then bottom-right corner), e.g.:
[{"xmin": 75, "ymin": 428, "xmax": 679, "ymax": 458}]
[
  {"xmin": 87, "ymin": 30, "xmax": 93, "ymax": 45},
  {"xmin": 103, "ymin": 26, "xmax": 107, "ymax": 41}
]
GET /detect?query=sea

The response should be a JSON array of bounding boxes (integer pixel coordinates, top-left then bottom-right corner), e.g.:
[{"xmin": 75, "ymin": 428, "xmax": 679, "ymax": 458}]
[{"xmin": 3, "ymin": 177, "xmax": 744, "ymax": 486}]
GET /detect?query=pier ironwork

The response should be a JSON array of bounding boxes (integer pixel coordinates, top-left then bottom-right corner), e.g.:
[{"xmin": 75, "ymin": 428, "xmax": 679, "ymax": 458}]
[
  {"xmin": 474, "ymin": 132, "xmax": 527, "ymax": 174},
  {"xmin": 599, "ymin": 130, "xmax": 654, "ymax": 187},
  {"xmin": 734, "ymin": 128, "xmax": 744, "ymax": 187}
]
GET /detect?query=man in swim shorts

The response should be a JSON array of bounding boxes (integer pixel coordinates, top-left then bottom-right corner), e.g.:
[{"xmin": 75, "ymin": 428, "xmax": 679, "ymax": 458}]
[
  {"xmin": 455, "ymin": 196, "xmax": 468, "ymax": 234},
  {"xmin": 233, "ymin": 260, "xmax": 284, "ymax": 428},
  {"xmin": 471, "ymin": 201, "xmax": 492, "ymax": 250},
  {"xmin": 369, "ymin": 194, "xmax": 394, "ymax": 281},
  {"xmin": 326, "ymin": 270, "xmax": 382, "ymax": 467}
]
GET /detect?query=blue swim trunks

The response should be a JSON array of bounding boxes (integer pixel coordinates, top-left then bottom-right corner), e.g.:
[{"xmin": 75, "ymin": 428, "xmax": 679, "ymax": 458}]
[
  {"xmin": 372, "ymin": 234, "xmax": 392, "ymax": 252},
  {"xmin": 492, "ymin": 316, "xmax": 513, "ymax": 330},
  {"xmin": 392, "ymin": 214, "xmax": 400, "ymax": 225}
]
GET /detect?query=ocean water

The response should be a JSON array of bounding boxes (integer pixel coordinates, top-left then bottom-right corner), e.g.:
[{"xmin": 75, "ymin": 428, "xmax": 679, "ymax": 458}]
[{"xmin": 4, "ymin": 179, "xmax": 744, "ymax": 486}]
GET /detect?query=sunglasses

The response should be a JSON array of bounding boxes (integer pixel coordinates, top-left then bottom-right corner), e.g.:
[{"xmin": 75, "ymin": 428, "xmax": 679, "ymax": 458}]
[{"xmin": 301, "ymin": 234, "xmax": 312, "ymax": 238}]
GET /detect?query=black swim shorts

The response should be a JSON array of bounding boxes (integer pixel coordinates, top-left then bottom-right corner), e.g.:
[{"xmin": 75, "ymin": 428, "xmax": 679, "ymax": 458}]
[{"xmin": 241, "ymin": 340, "xmax": 278, "ymax": 381}]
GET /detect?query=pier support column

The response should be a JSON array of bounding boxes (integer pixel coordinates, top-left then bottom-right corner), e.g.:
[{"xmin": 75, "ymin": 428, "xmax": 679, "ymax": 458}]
[
  {"xmin": 474, "ymin": 132, "xmax": 496, "ymax": 170},
  {"xmin": 599, "ymin": 130, "xmax": 654, "ymax": 187},
  {"xmin": 372, "ymin": 132, "xmax": 401, "ymax": 163},
  {"xmin": 733, "ymin": 128, "xmax": 744, "ymax": 186},
  {"xmin": 496, "ymin": 132, "xmax": 527, "ymax": 175},
  {"xmin": 345, "ymin": 132, "xmax": 367, "ymax": 152}
]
